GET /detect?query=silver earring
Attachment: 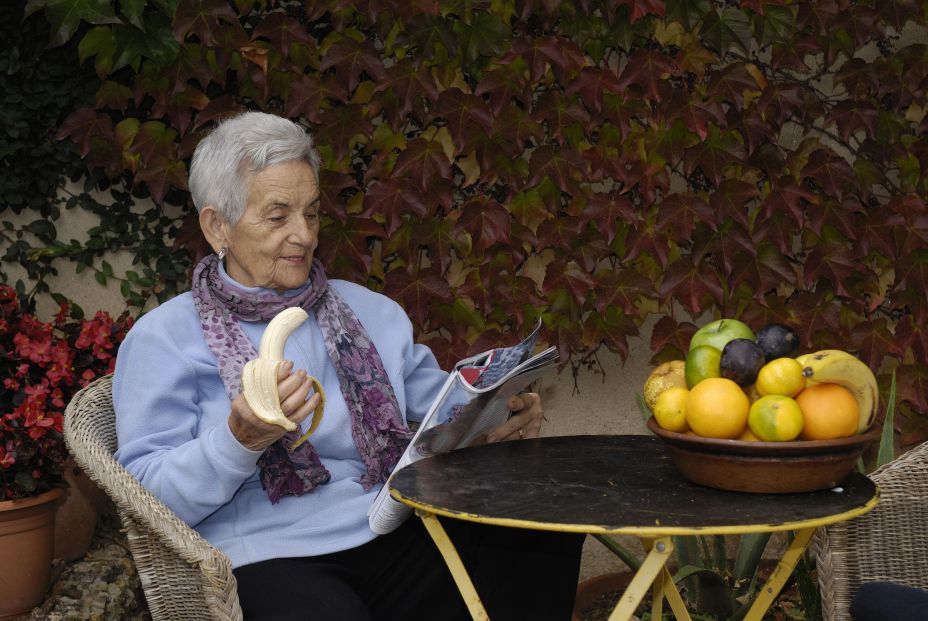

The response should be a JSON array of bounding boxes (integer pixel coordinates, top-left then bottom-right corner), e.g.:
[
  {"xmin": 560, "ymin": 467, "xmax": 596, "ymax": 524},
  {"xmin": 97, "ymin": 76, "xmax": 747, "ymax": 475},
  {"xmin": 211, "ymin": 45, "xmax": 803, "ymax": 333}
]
[{"xmin": 217, "ymin": 246, "xmax": 227, "ymax": 261}]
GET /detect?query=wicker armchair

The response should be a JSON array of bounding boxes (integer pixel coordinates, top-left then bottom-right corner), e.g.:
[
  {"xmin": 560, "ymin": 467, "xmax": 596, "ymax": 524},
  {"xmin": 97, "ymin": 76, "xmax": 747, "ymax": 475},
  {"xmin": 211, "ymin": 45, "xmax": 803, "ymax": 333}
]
[
  {"xmin": 814, "ymin": 440, "xmax": 928, "ymax": 621},
  {"xmin": 64, "ymin": 374, "xmax": 243, "ymax": 621}
]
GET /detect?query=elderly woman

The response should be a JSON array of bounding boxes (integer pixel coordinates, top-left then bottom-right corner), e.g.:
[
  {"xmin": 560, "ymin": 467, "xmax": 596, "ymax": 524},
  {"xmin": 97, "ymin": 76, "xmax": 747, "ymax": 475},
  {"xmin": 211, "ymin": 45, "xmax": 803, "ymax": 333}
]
[{"xmin": 113, "ymin": 111, "xmax": 583, "ymax": 621}]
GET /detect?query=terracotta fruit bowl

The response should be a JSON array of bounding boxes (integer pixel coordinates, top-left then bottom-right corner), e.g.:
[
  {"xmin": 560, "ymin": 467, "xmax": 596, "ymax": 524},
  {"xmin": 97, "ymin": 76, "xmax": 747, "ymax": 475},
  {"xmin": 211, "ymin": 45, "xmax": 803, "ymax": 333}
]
[{"xmin": 646, "ymin": 417, "xmax": 881, "ymax": 493}]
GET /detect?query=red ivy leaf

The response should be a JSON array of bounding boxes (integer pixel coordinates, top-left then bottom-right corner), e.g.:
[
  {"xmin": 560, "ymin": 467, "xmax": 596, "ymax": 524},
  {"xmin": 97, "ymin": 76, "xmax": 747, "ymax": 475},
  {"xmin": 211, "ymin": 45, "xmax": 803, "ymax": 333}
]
[
  {"xmin": 624, "ymin": 219, "xmax": 670, "ymax": 267},
  {"xmin": 788, "ymin": 292, "xmax": 843, "ymax": 350},
  {"xmin": 318, "ymin": 170, "xmax": 356, "ymax": 224},
  {"xmin": 801, "ymin": 149, "xmax": 858, "ymax": 201},
  {"xmin": 801, "ymin": 237, "xmax": 866, "ymax": 297},
  {"xmin": 656, "ymin": 193, "xmax": 716, "ymax": 240},
  {"xmin": 316, "ymin": 104, "xmax": 375, "ymax": 162},
  {"xmin": 432, "ymin": 88, "xmax": 494, "ymax": 152},
  {"xmin": 504, "ymin": 35, "xmax": 588, "ymax": 83},
  {"xmin": 536, "ymin": 216, "xmax": 583, "ymax": 253},
  {"xmin": 706, "ymin": 62, "xmax": 766, "ymax": 110},
  {"xmin": 319, "ymin": 37, "xmax": 385, "ymax": 93},
  {"xmin": 542, "ymin": 259, "xmax": 597, "ymax": 307},
  {"xmin": 850, "ymin": 318, "xmax": 905, "ymax": 369},
  {"xmin": 134, "ymin": 156, "xmax": 187, "ymax": 204},
  {"xmin": 891, "ymin": 248, "xmax": 928, "ymax": 299},
  {"xmin": 361, "ymin": 178, "xmax": 428, "ymax": 235},
  {"xmin": 895, "ymin": 363, "xmax": 928, "ymax": 415},
  {"xmin": 381, "ymin": 267, "xmax": 452, "ymax": 328},
  {"xmin": 592, "ymin": 268, "xmax": 652, "ymax": 316},
  {"xmin": 650, "ymin": 315, "xmax": 695, "ymax": 361},
  {"xmin": 391, "ymin": 137, "xmax": 453, "ymax": 193},
  {"xmin": 612, "ymin": 0, "xmax": 665, "ymax": 22},
  {"xmin": 492, "ymin": 105, "xmax": 545, "ymax": 158},
  {"xmin": 527, "ymin": 145, "xmax": 586, "ymax": 195},
  {"xmin": 57, "ymin": 108, "xmax": 114, "ymax": 157},
  {"xmin": 730, "ymin": 242, "xmax": 797, "ymax": 303},
  {"xmin": 663, "ymin": 91, "xmax": 727, "ymax": 141},
  {"xmin": 318, "ymin": 216, "xmax": 385, "ymax": 278},
  {"xmin": 825, "ymin": 100, "xmax": 879, "ymax": 144},
  {"xmin": 756, "ymin": 83, "xmax": 804, "ymax": 125},
  {"xmin": 373, "ymin": 57, "xmax": 440, "ymax": 119},
  {"xmin": 616, "ymin": 48, "xmax": 679, "ymax": 102},
  {"xmin": 759, "ymin": 177, "xmax": 815, "ymax": 228},
  {"xmin": 579, "ymin": 192, "xmax": 637, "ymax": 245},
  {"xmin": 894, "ymin": 315, "xmax": 928, "ymax": 367},
  {"xmin": 173, "ymin": 0, "xmax": 240, "ymax": 46},
  {"xmin": 252, "ymin": 12, "xmax": 313, "ymax": 59},
  {"xmin": 411, "ymin": 217, "xmax": 466, "ymax": 275},
  {"xmin": 532, "ymin": 90, "xmax": 592, "ymax": 146},
  {"xmin": 566, "ymin": 67, "xmax": 624, "ymax": 115},
  {"xmin": 475, "ymin": 61, "xmax": 533, "ymax": 117},
  {"xmin": 286, "ymin": 75, "xmax": 350, "ymax": 123},
  {"xmin": 658, "ymin": 257, "xmax": 725, "ymax": 315},
  {"xmin": 709, "ymin": 179, "xmax": 759, "ymax": 231},
  {"xmin": 458, "ymin": 199, "xmax": 511, "ymax": 251},
  {"xmin": 682, "ymin": 126, "xmax": 746, "ymax": 187}
]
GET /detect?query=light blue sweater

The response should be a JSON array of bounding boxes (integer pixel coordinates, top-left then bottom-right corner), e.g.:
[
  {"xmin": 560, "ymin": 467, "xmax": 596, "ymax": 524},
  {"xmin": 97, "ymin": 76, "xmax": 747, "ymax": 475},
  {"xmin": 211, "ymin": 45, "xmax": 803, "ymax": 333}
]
[{"xmin": 113, "ymin": 273, "xmax": 448, "ymax": 568}]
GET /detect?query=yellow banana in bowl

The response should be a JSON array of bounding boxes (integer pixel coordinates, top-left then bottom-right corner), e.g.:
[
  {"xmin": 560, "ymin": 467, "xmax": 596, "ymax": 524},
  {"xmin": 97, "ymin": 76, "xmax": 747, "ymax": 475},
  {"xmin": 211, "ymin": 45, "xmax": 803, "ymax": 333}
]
[{"xmin": 798, "ymin": 349, "xmax": 878, "ymax": 434}]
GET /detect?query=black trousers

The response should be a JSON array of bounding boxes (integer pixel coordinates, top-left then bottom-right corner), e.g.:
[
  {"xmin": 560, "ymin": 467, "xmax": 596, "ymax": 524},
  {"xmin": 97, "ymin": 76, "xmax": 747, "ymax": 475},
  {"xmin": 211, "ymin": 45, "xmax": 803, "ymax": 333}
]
[
  {"xmin": 233, "ymin": 517, "xmax": 585, "ymax": 621},
  {"xmin": 850, "ymin": 582, "xmax": 928, "ymax": 621}
]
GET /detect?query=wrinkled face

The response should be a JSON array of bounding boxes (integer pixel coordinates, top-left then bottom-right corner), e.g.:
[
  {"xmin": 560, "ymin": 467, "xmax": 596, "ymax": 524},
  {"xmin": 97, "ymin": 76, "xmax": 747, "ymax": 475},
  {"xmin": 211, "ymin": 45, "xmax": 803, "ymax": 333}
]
[{"xmin": 222, "ymin": 160, "xmax": 320, "ymax": 292}]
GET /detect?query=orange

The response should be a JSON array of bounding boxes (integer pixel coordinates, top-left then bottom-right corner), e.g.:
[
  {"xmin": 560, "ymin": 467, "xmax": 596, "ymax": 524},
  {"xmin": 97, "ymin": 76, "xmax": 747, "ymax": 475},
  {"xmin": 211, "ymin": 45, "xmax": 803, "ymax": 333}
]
[
  {"xmin": 685, "ymin": 377, "xmax": 750, "ymax": 439},
  {"xmin": 738, "ymin": 427, "xmax": 761, "ymax": 441},
  {"xmin": 755, "ymin": 358, "xmax": 806, "ymax": 397},
  {"xmin": 795, "ymin": 383, "xmax": 859, "ymax": 440},
  {"xmin": 653, "ymin": 386, "xmax": 690, "ymax": 433},
  {"xmin": 747, "ymin": 395, "xmax": 804, "ymax": 441}
]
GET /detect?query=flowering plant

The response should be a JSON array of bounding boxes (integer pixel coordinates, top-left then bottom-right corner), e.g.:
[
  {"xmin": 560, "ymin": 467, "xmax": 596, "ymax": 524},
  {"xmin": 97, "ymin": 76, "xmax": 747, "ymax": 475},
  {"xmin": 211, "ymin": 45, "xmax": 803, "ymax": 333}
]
[{"xmin": 0, "ymin": 284, "xmax": 132, "ymax": 500}]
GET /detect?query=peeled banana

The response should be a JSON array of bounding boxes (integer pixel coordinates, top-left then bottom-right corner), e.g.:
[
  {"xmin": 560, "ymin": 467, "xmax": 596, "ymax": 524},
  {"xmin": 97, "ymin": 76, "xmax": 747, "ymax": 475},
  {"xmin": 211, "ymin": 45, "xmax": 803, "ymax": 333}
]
[
  {"xmin": 798, "ymin": 349, "xmax": 878, "ymax": 434},
  {"xmin": 241, "ymin": 307, "xmax": 326, "ymax": 449}
]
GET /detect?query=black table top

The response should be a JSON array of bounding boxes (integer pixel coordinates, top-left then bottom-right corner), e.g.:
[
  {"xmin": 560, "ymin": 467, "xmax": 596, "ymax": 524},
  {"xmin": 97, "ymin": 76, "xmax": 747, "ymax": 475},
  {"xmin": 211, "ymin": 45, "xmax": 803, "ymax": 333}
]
[{"xmin": 389, "ymin": 434, "xmax": 879, "ymax": 535}]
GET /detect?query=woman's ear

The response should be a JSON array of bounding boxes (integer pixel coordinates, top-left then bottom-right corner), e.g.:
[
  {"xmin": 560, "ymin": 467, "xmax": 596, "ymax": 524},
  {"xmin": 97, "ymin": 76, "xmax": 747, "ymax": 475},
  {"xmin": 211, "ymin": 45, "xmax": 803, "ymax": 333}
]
[{"xmin": 199, "ymin": 206, "xmax": 228, "ymax": 254}]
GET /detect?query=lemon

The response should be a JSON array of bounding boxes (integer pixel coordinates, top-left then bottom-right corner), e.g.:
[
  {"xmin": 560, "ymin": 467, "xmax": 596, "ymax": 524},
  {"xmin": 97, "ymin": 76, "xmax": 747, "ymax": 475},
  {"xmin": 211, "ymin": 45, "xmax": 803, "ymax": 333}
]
[
  {"xmin": 748, "ymin": 395, "xmax": 804, "ymax": 441},
  {"xmin": 684, "ymin": 345, "xmax": 721, "ymax": 388},
  {"xmin": 755, "ymin": 357, "xmax": 806, "ymax": 397},
  {"xmin": 653, "ymin": 386, "xmax": 689, "ymax": 432},
  {"xmin": 685, "ymin": 377, "xmax": 749, "ymax": 438}
]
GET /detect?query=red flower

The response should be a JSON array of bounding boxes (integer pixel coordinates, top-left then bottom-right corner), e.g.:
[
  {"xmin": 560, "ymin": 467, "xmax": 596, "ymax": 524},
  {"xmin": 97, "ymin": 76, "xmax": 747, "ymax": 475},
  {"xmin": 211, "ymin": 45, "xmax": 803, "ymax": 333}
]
[{"xmin": 0, "ymin": 283, "xmax": 130, "ymax": 499}]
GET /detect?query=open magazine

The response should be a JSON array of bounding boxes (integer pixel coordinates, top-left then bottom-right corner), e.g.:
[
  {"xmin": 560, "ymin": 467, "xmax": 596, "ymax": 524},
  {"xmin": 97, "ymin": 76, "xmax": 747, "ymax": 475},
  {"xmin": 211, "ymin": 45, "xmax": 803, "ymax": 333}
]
[{"xmin": 367, "ymin": 321, "xmax": 558, "ymax": 534}]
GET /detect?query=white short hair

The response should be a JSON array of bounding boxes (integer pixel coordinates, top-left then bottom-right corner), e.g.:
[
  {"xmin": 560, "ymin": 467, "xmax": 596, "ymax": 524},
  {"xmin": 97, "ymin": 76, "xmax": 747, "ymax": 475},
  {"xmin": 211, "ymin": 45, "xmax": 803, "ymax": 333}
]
[{"xmin": 189, "ymin": 111, "xmax": 321, "ymax": 224}]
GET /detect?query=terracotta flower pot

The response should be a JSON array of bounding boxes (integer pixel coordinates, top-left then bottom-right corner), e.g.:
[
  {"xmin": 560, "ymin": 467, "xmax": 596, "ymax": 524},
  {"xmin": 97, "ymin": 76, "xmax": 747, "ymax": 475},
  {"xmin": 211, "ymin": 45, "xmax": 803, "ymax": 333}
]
[
  {"xmin": 0, "ymin": 488, "xmax": 64, "ymax": 619},
  {"xmin": 572, "ymin": 571, "xmax": 636, "ymax": 621}
]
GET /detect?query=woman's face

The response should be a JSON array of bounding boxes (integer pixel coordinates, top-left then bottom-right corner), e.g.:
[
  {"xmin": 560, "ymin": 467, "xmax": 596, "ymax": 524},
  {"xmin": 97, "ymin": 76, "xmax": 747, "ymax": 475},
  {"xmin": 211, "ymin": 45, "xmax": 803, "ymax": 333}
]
[{"xmin": 222, "ymin": 160, "xmax": 320, "ymax": 292}]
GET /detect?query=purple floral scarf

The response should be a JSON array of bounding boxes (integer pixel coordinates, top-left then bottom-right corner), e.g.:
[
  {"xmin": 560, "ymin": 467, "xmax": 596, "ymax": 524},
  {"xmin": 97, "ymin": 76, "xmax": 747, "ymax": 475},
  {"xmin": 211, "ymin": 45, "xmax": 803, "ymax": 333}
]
[{"xmin": 191, "ymin": 254, "xmax": 412, "ymax": 503}]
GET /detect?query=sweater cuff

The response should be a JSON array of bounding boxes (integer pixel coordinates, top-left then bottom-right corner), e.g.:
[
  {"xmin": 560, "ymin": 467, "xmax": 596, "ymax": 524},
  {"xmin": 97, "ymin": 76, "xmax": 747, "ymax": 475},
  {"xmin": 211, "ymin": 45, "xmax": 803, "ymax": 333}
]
[{"xmin": 206, "ymin": 421, "xmax": 264, "ymax": 474}]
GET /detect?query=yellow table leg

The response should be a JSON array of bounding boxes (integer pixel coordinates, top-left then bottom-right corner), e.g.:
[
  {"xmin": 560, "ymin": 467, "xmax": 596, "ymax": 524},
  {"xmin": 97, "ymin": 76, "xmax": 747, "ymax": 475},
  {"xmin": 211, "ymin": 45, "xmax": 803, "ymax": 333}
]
[
  {"xmin": 417, "ymin": 511, "xmax": 489, "ymax": 621},
  {"xmin": 608, "ymin": 536, "xmax": 677, "ymax": 621},
  {"xmin": 743, "ymin": 527, "xmax": 816, "ymax": 621},
  {"xmin": 642, "ymin": 538, "xmax": 691, "ymax": 621}
]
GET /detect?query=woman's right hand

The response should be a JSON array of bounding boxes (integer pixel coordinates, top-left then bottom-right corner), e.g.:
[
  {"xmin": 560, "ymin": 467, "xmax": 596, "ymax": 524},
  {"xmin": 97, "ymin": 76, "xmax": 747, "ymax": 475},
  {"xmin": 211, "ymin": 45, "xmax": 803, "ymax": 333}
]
[{"xmin": 228, "ymin": 361, "xmax": 321, "ymax": 451}]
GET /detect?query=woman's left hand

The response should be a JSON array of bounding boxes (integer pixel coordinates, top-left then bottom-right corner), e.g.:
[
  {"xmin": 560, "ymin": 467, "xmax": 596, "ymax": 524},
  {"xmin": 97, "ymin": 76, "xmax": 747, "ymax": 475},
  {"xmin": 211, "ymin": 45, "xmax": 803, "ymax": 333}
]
[{"xmin": 486, "ymin": 392, "xmax": 544, "ymax": 443}]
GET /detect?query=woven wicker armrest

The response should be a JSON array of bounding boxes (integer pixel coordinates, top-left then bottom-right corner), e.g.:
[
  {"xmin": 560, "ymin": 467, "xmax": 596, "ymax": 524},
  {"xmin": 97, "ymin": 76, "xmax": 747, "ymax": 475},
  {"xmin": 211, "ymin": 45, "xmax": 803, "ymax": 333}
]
[
  {"xmin": 64, "ymin": 375, "xmax": 243, "ymax": 621},
  {"xmin": 814, "ymin": 440, "xmax": 928, "ymax": 621}
]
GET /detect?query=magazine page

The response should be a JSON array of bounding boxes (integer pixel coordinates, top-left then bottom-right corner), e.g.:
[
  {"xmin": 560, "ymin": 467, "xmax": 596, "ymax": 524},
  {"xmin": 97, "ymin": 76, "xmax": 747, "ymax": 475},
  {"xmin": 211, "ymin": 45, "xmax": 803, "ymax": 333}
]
[{"xmin": 368, "ymin": 323, "xmax": 557, "ymax": 534}]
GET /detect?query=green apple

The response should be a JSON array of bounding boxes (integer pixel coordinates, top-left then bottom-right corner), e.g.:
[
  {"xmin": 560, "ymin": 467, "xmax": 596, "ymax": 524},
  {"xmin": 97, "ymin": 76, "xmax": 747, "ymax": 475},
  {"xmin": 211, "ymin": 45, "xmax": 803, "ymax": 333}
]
[{"xmin": 689, "ymin": 318, "xmax": 754, "ymax": 353}]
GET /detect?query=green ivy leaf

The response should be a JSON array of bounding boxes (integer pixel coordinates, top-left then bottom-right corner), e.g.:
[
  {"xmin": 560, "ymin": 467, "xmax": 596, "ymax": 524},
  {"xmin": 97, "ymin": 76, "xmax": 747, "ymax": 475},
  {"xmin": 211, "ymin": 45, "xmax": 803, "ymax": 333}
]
[
  {"xmin": 24, "ymin": 0, "xmax": 121, "ymax": 46},
  {"xmin": 699, "ymin": 6, "xmax": 752, "ymax": 55}
]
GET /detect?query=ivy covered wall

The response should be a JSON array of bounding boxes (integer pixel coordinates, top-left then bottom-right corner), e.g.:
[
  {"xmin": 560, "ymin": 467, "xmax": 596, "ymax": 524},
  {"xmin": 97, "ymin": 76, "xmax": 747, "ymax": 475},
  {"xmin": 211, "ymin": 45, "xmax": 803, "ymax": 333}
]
[{"xmin": 5, "ymin": 0, "xmax": 928, "ymax": 445}]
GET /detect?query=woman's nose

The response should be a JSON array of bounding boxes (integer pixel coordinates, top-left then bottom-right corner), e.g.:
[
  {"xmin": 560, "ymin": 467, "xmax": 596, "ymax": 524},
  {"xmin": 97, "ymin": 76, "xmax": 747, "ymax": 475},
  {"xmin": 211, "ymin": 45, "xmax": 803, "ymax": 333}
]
[{"xmin": 289, "ymin": 218, "xmax": 315, "ymax": 244}]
